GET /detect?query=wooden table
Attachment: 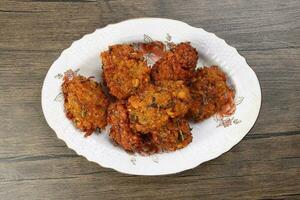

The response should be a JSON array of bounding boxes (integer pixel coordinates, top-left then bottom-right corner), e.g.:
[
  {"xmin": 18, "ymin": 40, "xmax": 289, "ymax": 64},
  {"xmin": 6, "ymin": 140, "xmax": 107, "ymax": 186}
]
[{"xmin": 1, "ymin": 0, "xmax": 299, "ymax": 199}]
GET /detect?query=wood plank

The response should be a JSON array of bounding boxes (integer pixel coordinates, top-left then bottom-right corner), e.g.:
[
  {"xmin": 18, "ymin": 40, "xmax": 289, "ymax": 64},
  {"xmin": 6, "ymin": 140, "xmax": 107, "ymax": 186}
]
[
  {"xmin": 1, "ymin": 134, "xmax": 299, "ymax": 180},
  {"xmin": 0, "ymin": 135, "xmax": 299, "ymax": 199},
  {"xmin": 0, "ymin": 0, "xmax": 299, "ymax": 52}
]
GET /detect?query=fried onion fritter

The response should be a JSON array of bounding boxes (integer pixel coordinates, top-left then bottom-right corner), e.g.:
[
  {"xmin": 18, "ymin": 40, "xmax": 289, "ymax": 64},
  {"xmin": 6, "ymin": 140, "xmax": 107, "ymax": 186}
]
[
  {"xmin": 107, "ymin": 101, "xmax": 141, "ymax": 151},
  {"xmin": 189, "ymin": 66, "xmax": 235, "ymax": 122},
  {"xmin": 150, "ymin": 119, "xmax": 192, "ymax": 152},
  {"xmin": 151, "ymin": 42, "xmax": 198, "ymax": 83},
  {"xmin": 107, "ymin": 101, "xmax": 192, "ymax": 154},
  {"xmin": 101, "ymin": 44, "xmax": 151, "ymax": 100},
  {"xmin": 127, "ymin": 80, "xmax": 192, "ymax": 133},
  {"xmin": 62, "ymin": 70, "xmax": 109, "ymax": 136},
  {"xmin": 107, "ymin": 101, "xmax": 158, "ymax": 154}
]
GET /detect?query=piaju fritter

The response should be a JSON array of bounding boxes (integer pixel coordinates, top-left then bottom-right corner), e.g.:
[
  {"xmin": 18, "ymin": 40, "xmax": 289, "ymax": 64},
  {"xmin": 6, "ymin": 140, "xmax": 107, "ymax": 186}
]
[
  {"xmin": 101, "ymin": 44, "xmax": 151, "ymax": 100},
  {"xmin": 107, "ymin": 101, "xmax": 192, "ymax": 153},
  {"xmin": 107, "ymin": 101, "xmax": 159, "ymax": 154},
  {"xmin": 62, "ymin": 70, "xmax": 109, "ymax": 137},
  {"xmin": 151, "ymin": 42, "xmax": 198, "ymax": 84},
  {"xmin": 189, "ymin": 66, "xmax": 235, "ymax": 122},
  {"xmin": 127, "ymin": 80, "xmax": 191, "ymax": 133}
]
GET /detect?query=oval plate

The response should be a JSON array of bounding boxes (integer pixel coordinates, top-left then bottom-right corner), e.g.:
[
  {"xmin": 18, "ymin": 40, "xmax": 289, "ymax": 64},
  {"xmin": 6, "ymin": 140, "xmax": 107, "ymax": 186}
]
[{"xmin": 42, "ymin": 18, "xmax": 261, "ymax": 175}]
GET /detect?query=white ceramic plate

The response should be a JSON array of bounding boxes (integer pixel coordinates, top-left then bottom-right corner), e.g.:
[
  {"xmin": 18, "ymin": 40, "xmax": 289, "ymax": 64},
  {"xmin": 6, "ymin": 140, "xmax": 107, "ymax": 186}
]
[{"xmin": 42, "ymin": 18, "xmax": 261, "ymax": 175}]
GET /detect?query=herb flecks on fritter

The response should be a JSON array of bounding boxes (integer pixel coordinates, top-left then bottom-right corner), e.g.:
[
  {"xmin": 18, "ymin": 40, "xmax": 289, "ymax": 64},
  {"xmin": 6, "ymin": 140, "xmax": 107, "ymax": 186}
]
[
  {"xmin": 151, "ymin": 42, "xmax": 198, "ymax": 83},
  {"xmin": 189, "ymin": 66, "xmax": 235, "ymax": 122},
  {"xmin": 62, "ymin": 70, "xmax": 109, "ymax": 137},
  {"xmin": 127, "ymin": 80, "xmax": 191, "ymax": 133},
  {"xmin": 151, "ymin": 119, "xmax": 192, "ymax": 152},
  {"xmin": 101, "ymin": 44, "xmax": 151, "ymax": 100}
]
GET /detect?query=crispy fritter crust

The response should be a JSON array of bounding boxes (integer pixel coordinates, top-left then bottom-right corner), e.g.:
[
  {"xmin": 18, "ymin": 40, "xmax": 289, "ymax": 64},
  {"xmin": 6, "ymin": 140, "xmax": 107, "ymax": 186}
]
[
  {"xmin": 127, "ymin": 80, "xmax": 191, "ymax": 133},
  {"xmin": 101, "ymin": 44, "xmax": 151, "ymax": 100},
  {"xmin": 151, "ymin": 42, "xmax": 198, "ymax": 83},
  {"xmin": 62, "ymin": 71, "xmax": 109, "ymax": 136},
  {"xmin": 189, "ymin": 66, "xmax": 235, "ymax": 122},
  {"xmin": 107, "ymin": 101, "xmax": 158, "ymax": 154},
  {"xmin": 150, "ymin": 119, "xmax": 192, "ymax": 152}
]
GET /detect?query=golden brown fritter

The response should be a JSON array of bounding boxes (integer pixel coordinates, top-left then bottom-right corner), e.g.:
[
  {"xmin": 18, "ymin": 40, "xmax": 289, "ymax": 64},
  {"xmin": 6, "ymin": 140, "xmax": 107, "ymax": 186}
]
[
  {"xmin": 107, "ymin": 101, "xmax": 158, "ymax": 154},
  {"xmin": 150, "ymin": 119, "xmax": 192, "ymax": 152},
  {"xmin": 62, "ymin": 70, "xmax": 109, "ymax": 136},
  {"xmin": 107, "ymin": 101, "xmax": 142, "ymax": 151},
  {"xmin": 101, "ymin": 44, "xmax": 151, "ymax": 100},
  {"xmin": 189, "ymin": 66, "xmax": 235, "ymax": 122},
  {"xmin": 107, "ymin": 101, "xmax": 192, "ymax": 154},
  {"xmin": 127, "ymin": 80, "xmax": 191, "ymax": 133},
  {"xmin": 151, "ymin": 42, "xmax": 198, "ymax": 83}
]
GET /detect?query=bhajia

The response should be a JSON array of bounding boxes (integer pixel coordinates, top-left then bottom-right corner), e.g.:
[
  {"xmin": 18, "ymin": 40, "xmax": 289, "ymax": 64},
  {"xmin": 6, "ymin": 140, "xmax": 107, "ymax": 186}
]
[
  {"xmin": 107, "ymin": 101, "xmax": 158, "ymax": 154},
  {"xmin": 151, "ymin": 42, "xmax": 198, "ymax": 83},
  {"xmin": 127, "ymin": 80, "xmax": 191, "ymax": 133},
  {"xmin": 101, "ymin": 44, "xmax": 151, "ymax": 100},
  {"xmin": 189, "ymin": 66, "xmax": 235, "ymax": 122},
  {"xmin": 62, "ymin": 70, "xmax": 109, "ymax": 137}
]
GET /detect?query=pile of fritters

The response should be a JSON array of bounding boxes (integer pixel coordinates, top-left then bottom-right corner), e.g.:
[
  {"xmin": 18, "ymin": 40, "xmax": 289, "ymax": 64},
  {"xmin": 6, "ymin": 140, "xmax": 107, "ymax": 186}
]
[
  {"xmin": 62, "ymin": 41, "xmax": 235, "ymax": 154},
  {"xmin": 102, "ymin": 42, "xmax": 198, "ymax": 154}
]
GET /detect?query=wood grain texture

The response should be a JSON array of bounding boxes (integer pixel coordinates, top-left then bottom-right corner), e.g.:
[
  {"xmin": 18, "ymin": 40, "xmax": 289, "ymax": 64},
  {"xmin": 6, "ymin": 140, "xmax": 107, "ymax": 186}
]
[{"xmin": 0, "ymin": 0, "xmax": 299, "ymax": 199}]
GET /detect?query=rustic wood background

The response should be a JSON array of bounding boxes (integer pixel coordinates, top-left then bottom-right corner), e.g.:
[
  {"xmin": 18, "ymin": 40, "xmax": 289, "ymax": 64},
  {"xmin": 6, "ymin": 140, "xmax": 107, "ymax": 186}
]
[{"xmin": 0, "ymin": 0, "xmax": 299, "ymax": 199}]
